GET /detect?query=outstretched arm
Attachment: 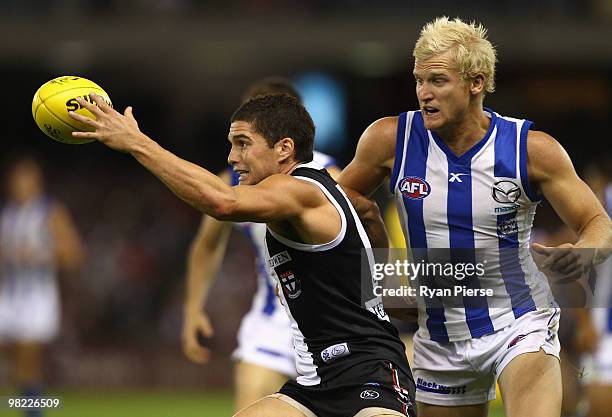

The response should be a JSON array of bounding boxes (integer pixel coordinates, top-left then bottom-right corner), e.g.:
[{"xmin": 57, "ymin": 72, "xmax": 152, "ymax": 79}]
[{"xmin": 69, "ymin": 94, "xmax": 308, "ymax": 224}]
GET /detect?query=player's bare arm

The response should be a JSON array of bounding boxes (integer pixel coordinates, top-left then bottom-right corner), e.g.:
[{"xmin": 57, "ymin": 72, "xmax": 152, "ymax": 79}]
[
  {"xmin": 183, "ymin": 171, "xmax": 233, "ymax": 364},
  {"xmin": 337, "ymin": 116, "xmax": 399, "ymax": 196},
  {"xmin": 528, "ymin": 130, "xmax": 612, "ymax": 269},
  {"xmin": 69, "ymin": 94, "xmax": 340, "ymax": 244},
  {"xmin": 49, "ymin": 202, "xmax": 85, "ymax": 272}
]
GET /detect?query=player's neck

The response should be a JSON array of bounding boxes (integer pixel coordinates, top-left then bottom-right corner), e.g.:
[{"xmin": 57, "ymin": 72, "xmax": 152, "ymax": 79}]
[
  {"xmin": 282, "ymin": 160, "xmax": 302, "ymax": 175},
  {"xmin": 435, "ymin": 107, "xmax": 490, "ymax": 156}
]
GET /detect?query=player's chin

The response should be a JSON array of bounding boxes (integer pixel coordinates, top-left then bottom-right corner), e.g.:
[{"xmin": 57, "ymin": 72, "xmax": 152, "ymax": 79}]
[
  {"xmin": 238, "ymin": 176, "xmax": 254, "ymax": 185},
  {"xmin": 422, "ymin": 114, "xmax": 445, "ymax": 131}
]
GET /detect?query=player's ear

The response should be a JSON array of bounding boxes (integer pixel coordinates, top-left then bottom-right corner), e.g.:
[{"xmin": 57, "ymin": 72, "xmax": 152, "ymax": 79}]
[
  {"xmin": 276, "ymin": 138, "xmax": 295, "ymax": 162},
  {"xmin": 469, "ymin": 73, "xmax": 486, "ymax": 96}
]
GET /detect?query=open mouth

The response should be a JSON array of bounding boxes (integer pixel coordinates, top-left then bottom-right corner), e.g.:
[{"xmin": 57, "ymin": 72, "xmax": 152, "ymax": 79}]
[
  {"xmin": 423, "ymin": 106, "xmax": 440, "ymax": 116},
  {"xmin": 234, "ymin": 169, "xmax": 249, "ymax": 181}
]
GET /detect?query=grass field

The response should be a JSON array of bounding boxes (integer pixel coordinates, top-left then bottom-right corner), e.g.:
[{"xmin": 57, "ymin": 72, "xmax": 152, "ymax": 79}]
[{"xmin": 0, "ymin": 390, "xmax": 505, "ymax": 417}]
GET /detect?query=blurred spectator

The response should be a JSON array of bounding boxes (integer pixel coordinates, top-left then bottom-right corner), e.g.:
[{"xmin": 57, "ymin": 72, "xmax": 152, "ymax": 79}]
[{"xmin": 0, "ymin": 155, "xmax": 84, "ymax": 416}]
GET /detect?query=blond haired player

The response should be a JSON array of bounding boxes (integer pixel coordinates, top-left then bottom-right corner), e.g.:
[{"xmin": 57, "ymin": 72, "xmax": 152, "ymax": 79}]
[
  {"xmin": 182, "ymin": 78, "xmax": 341, "ymax": 411},
  {"xmin": 0, "ymin": 156, "xmax": 84, "ymax": 417},
  {"xmin": 337, "ymin": 17, "xmax": 612, "ymax": 417}
]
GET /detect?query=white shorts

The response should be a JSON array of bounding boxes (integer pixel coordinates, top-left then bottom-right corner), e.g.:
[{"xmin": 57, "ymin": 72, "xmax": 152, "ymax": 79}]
[
  {"xmin": 412, "ymin": 308, "xmax": 561, "ymax": 406},
  {"xmin": 583, "ymin": 332, "xmax": 612, "ymax": 385},
  {"xmin": 0, "ymin": 282, "xmax": 60, "ymax": 344},
  {"xmin": 232, "ymin": 309, "xmax": 297, "ymax": 378}
]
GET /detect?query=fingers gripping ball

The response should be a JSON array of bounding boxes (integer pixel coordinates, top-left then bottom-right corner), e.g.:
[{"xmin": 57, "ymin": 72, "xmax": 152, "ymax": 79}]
[{"xmin": 32, "ymin": 76, "xmax": 112, "ymax": 144}]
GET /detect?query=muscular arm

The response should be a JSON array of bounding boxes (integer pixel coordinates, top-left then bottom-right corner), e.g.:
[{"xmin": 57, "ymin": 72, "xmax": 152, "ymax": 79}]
[
  {"xmin": 337, "ymin": 117, "xmax": 398, "ymax": 196},
  {"xmin": 69, "ymin": 95, "xmax": 323, "ymax": 226},
  {"xmin": 529, "ymin": 131, "xmax": 612, "ymax": 263},
  {"xmin": 337, "ymin": 117, "xmax": 398, "ymax": 248}
]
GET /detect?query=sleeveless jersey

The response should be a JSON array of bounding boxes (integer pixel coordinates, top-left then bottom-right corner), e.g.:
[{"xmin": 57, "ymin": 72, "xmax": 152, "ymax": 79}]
[
  {"xmin": 0, "ymin": 196, "xmax": 56, "ymax": 296},
  {"xmin": 266, "ymin": 162, "xmax": 409, "ymax": 386},
  {"xmin": 390, "ymin": 109, "xmax": 556, "ymax": 342},
  {"xmin": 230, "ymin": 151, "xmax": 338, "ymax": 319}
]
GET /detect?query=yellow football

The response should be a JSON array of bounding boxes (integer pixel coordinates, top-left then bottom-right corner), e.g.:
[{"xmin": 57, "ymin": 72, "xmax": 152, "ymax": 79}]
[{"xmin": 32, "ymin": 76, "xmax": 112, "ymax": 144}]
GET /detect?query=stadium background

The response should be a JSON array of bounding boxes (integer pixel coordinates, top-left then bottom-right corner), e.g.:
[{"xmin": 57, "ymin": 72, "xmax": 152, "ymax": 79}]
[{"xmin": 1, "ymin": 1, "xmax": 611, "ymax": 416}]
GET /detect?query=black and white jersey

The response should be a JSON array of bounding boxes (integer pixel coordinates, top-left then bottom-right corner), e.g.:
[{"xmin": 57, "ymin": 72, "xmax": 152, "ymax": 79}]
[{"xmin": 266, "ymin": 161, "xmax": 410, "ymax": 386}]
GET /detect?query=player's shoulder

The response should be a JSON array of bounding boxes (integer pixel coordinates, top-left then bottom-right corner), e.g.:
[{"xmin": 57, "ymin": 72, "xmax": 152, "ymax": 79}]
[
  {"xmin": 259, "ymin": 172, "xmax": 322, "ymax": 196},
  {"xmin": 527, "ymin": 130, "xmax": 567, "ymax": 160},
  {"xmin": 356, "ymin": 116, "xmax": 400, "ymax": 159},
  {"xmin": 364, "ymin": 116, "xmax": 400, "ymax": 139},
  {"xmin": 526, "ymin": 130, "xmax": 573, "ymax": 182}
]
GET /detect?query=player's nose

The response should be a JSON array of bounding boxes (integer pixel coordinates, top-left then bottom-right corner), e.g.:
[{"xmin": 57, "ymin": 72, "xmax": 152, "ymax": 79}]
[
  {"xmin": 417, "ymin": 83, "xmax": 434, "ymax": 102},
  {"xmin": 227, "ymin": 147, "xmax": 239, "ymax": 166}
]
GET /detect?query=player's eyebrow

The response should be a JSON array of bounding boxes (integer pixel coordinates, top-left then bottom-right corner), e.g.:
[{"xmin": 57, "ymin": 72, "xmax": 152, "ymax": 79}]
[
  {"xmin": 228, "ymin": 133, "xmax": 251, "ymax": 143},
  {"xmin": 414, "ymin": 70, "xmax": 448, "ymax": 78}
]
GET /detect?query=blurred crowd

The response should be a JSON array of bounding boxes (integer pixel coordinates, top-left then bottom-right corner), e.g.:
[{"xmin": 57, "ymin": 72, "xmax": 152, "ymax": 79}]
[{"xmin": 2, "ymin": 0, "xmax": 612, "ymax": 19}]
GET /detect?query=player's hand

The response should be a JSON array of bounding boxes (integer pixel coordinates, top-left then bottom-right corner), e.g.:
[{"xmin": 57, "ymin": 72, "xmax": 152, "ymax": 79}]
[
  {"xmin": 68, "ymin": 93, "xmax": 145, "ymax": 153},
  {"xmin": 531, "ymin": 242, "xmax": 594, "ymax": 281},
  {"xmin": 182, "ymin": 310, "xmax": 214, "ymax": 364}
]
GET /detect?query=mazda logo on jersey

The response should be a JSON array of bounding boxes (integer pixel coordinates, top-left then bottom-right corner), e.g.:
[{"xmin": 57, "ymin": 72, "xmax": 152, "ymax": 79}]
[
  {"xmin": 280, "ymin": 270, "xmax": 301, "ymax": 299},
  {"xmin": 492, "ymin": 181, "xmax": 521, "ymax": 204},
  {"xmin": 399, "ymin": 176, "xmax": 431, "ymax": 200}
]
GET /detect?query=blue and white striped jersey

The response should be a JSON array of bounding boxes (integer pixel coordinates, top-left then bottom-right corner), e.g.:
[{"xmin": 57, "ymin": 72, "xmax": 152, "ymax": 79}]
[
  {"xmin": 391, "ymin": 109, "xmax": 555, "ymax": 342},
  {"xmin": 0, "ymin": 196, "xmax": 55, "ymax": 296},
  {"xmin": 229, "ymin": 151, "xmax": 339, "ymax": 319}
]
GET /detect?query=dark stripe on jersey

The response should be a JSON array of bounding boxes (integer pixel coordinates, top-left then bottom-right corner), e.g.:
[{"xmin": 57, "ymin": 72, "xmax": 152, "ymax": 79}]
[
  {"xmin": 497, "ymin": 211, "xmax": 536, "ymax": 318},
  {"xmin": 494, "ymin": 117, "xmax": 518, "ymax": 178},
  {"xmin": 446, "ymin": 157, "xmax": 494, "ymax": 338},
  {"xmin": 403, "ymin": 112, "xmax": 449, "ymax": 342},
  {"xmin": 518, "ymin": 120, "xmax": 540, "ymax": 202}
]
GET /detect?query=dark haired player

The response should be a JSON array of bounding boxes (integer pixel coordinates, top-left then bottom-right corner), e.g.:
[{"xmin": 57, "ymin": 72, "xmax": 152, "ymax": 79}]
[
  {"xmin": 69, "ymin": 93, "xmax": 416, "ymax": 417},
  {"xmin": 182, "ymin": 77, "xmax": 341, "ymax": 411}
]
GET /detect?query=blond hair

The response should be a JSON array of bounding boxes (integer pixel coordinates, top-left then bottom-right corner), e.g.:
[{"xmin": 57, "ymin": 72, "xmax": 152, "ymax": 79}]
[{"xmin": 413, "ymin": 16, "xmax": 497, "ymax": 93}]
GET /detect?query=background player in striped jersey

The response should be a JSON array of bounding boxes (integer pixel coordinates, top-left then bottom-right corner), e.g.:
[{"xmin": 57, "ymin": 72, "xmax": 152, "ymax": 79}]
[
  {"xmin": 337, "ymin": 16, "xmax": 612, "ymax": 417},
  {"xmin": 182, "ymin": 78, "xmax": 340, "ymax": 412},
  {"xmin": 0, "ymin": 156, "xmax": 85, "ymax": 417}
]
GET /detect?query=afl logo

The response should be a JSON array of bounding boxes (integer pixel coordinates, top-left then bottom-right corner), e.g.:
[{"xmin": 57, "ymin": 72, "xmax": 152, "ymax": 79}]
[
  {"xmin": 399, "ymin": 176, "xmax": 431, "ymax": 200},
  {"xmin": 492, "ymin": 181, "xmax": 521, "ymax": 204}
]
